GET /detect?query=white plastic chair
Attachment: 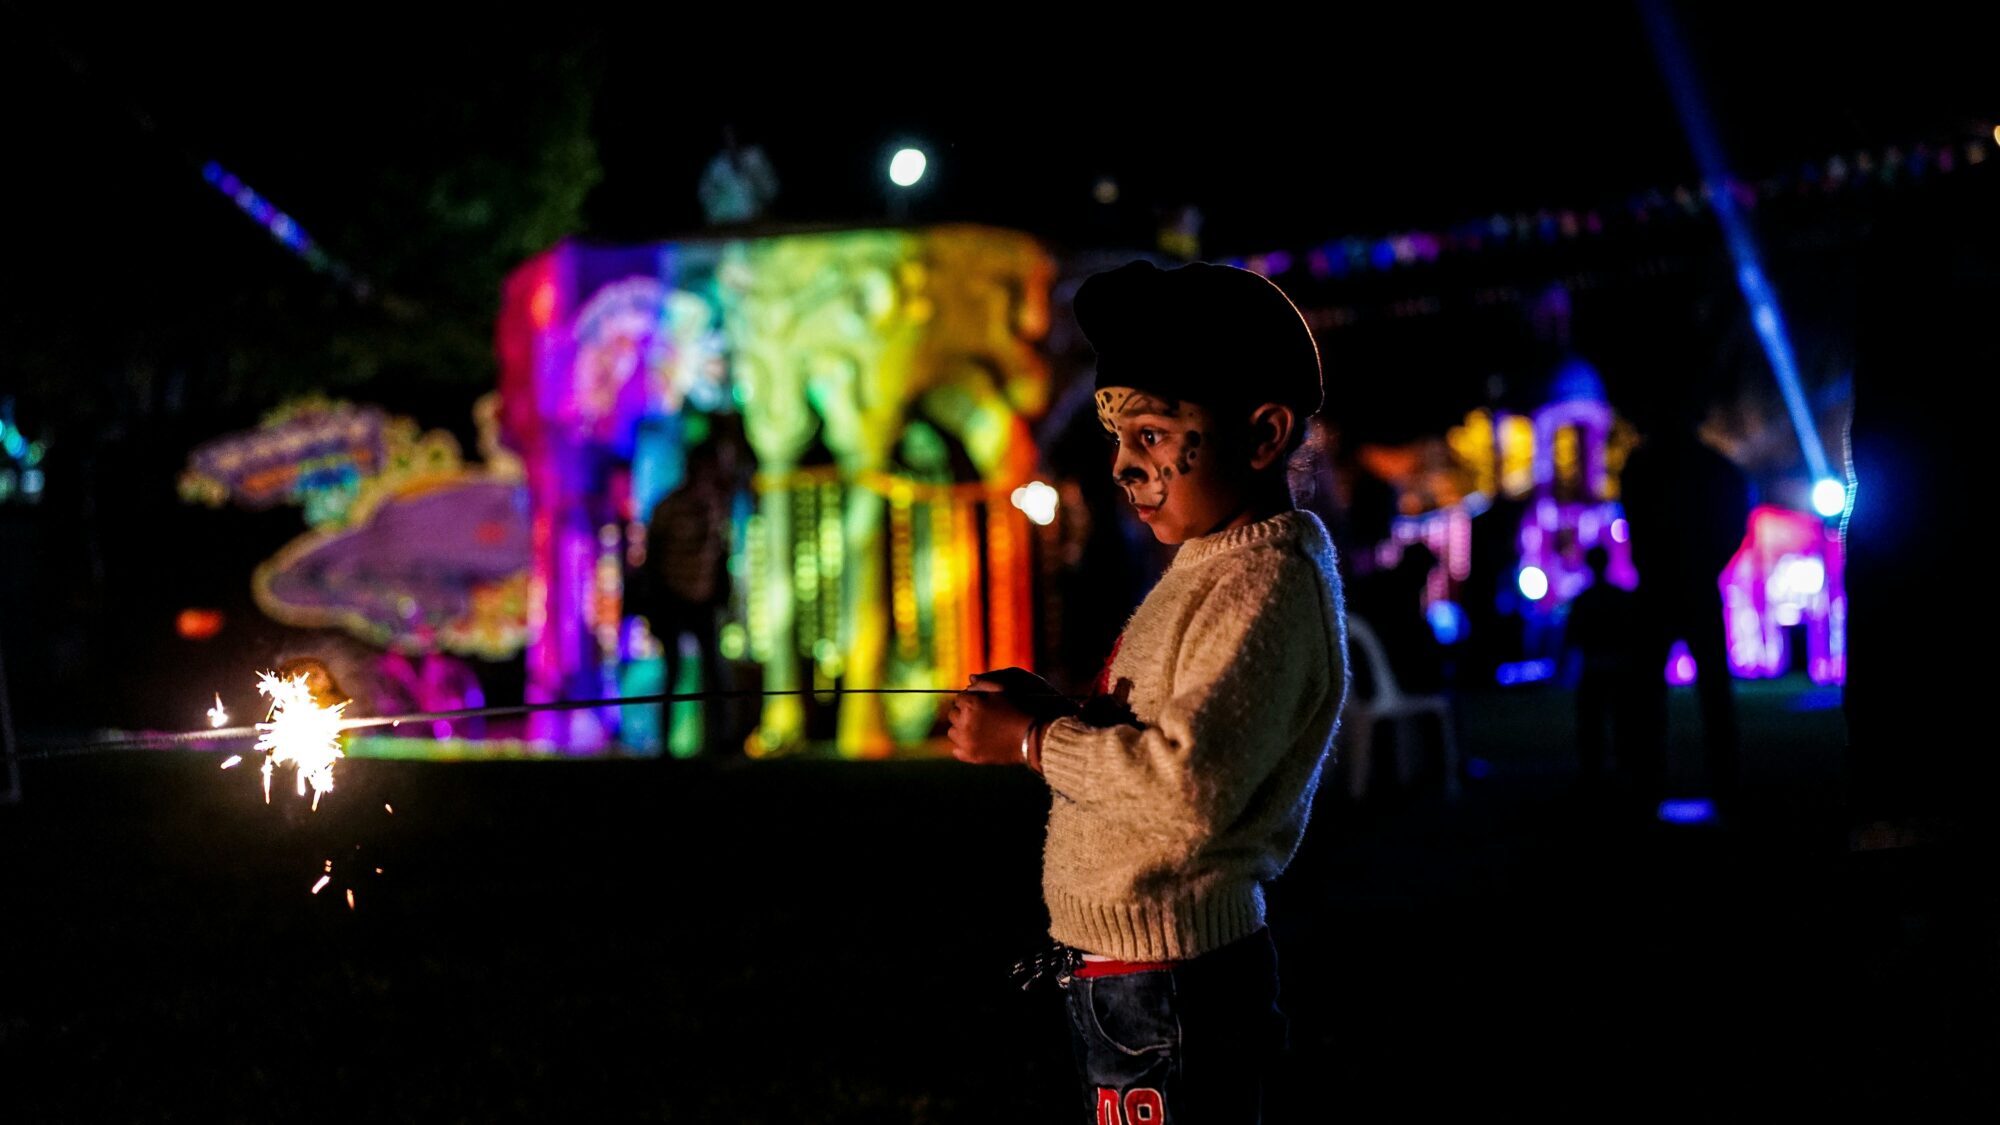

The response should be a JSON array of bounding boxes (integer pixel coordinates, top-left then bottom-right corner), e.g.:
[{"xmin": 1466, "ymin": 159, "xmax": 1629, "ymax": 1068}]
[{"xmin": 1339, "ymin": 615, "xmax": 1461, "ymax": 800}]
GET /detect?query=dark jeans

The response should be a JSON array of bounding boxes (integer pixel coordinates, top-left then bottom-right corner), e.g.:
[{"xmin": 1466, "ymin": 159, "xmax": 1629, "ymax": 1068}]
[{"xmin": 1061, "ymin": 928, "xmax": 1285, "ymax": 1124}]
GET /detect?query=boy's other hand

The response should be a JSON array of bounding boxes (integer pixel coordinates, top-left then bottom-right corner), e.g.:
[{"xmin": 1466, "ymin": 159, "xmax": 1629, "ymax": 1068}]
[{"xmin": 946, "ymin": 686, "xmax": 1035, "ymax": 766}]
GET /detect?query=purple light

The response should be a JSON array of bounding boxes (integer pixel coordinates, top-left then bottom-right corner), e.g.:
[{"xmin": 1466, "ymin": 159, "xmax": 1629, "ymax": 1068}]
[
  {"xmin": 1497, "ymin": 659, "xmax": 1555, "ymax": 686},
  {"xmin": 1657, "ymin": 798, "xmax": 1717, "ymax": 824},
  {"xmin": 1667, "ymin": 640, "xmax": 1697, "ymax": 685}
]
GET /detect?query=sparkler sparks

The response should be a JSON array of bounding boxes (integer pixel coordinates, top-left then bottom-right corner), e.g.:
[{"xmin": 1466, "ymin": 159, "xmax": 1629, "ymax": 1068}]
[
  {"xmin": 310, "ymin": 874, "xmax": 331, "ymax": 895},
  {"xmin": 207, "ymin": 694, "xmax": 229, "ymax": 728},
  {"xmin": 253, "ymin": 670, "xmax": 348, "ymax": 810},
  {"xmin": 219, "ymin": 755, "xmax": 242, "ymax": 770}
]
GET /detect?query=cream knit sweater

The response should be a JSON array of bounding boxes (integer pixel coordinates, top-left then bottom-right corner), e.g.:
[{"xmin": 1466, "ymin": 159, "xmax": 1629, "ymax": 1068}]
[{"xmin": 1038, "ymin": 509, "xmax": 1348, "ymax": 962}]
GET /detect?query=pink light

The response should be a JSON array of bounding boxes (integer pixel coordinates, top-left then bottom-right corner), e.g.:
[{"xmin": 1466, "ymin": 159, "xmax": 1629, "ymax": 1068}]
[{"xmin": 1667, "ymin": 640, "xmax": 1697, "ymax": 685}]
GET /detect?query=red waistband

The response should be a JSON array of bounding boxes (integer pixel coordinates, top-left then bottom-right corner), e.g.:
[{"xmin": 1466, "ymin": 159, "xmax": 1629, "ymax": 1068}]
[{"xmin": 1073, "ymin": 957, "xmax": 1178, "ymax": 978}]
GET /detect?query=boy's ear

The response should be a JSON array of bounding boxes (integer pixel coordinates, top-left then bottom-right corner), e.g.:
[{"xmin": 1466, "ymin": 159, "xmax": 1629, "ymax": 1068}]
[{"xmin": 1246, "ymin": 403, "xmax": 1297, "ymax": 470}]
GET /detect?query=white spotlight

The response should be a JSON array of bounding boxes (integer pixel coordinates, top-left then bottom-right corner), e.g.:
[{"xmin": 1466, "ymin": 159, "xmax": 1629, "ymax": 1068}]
[
  {"xmin": 888, "ymin": 148, "xmax": 927, "ymax": 188},
  {"xmin": 1518, "ymin": 565, "xmax": 1549, "ymax": 601},
  {"xmin": 1810, "ymin": 477, "xmax": 1848, "ymax": 518}
]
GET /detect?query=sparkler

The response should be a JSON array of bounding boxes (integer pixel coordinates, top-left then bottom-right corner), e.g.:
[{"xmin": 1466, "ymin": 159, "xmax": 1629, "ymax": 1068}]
[
  {"xmin": 253, "ymin": 670, "xmax": 348, "ymax": 810},
  {"xmin": 27, "ymin": 686, "xmax": 1079, "ymax": 759}
]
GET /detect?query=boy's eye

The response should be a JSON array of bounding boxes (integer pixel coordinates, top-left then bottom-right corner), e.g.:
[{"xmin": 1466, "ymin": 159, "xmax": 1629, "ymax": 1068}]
[{"xmin": 1139, "ymin": 429, "xmax": 1162, "ymax": 447}]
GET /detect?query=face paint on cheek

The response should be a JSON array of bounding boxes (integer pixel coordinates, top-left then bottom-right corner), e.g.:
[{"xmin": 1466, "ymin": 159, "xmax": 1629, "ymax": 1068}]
[{"xmin": 1175, "ymin": 430, "xmax": 1203, "ymax": 475}]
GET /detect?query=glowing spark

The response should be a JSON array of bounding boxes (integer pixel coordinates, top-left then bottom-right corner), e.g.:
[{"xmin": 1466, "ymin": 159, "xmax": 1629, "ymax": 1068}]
[
  {"xmin": 207, "ymin": 694, "xmax": 229, "ymax": 728},
  {"xmin": 310, "ymin": 874, "xmax": 331, "ymax": 895},
  {"xmin": 253, "ymin": 670, "xmax": 347, "ymax": 809},
  {"xmin": 384, "ymin": 804, "xmax": 393, "ymax": 815},
  {"xmin": 345, "ymin": 889, "xmax": 356, "ymax": 910},
  {"xmin": 219, "ymin": 755, "xmax": 242, "ymax": 770},
  {"xmin": 374, "ymin": 867, "xmax": 383, "ymax": 874}
]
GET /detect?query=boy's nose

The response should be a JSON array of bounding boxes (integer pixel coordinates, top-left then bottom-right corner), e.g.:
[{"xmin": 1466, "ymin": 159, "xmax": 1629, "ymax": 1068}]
[{"xmin": 1111, "ymin": 445, "xmax": 1150, "ymax": 485}]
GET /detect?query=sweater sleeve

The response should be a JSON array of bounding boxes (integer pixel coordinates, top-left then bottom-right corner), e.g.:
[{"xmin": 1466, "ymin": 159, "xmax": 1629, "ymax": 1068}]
[{"xmin": 1037, "ymin": 556, "xmax": 1335, "ymax": 839}]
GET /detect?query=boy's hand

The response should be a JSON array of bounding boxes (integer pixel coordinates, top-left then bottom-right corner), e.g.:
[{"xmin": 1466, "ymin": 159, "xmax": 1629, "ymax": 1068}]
[
  {"xmin": 968, "ymin": 668, "xmax": 1079, "ymax": 724},
  {"xmin": 946, "ymin": 683, "xmax": 1035, "ymax": 765}
]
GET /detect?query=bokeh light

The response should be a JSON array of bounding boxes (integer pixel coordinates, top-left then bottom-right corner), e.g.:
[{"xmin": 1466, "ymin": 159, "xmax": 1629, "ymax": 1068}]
[
  {"xmin": 1010, "ymin": 480, "xmax": 1059, "ymax": 527},
  {"xmin": 1517, "ymin": 565, "xmax": 1549, "ymax": 601},
  {"xmin": 888, "ymin": 148, "xmax": 927, "ymax": 188}
]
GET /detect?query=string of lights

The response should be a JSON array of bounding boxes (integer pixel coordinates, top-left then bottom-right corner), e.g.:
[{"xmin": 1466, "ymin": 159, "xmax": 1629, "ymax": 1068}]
[
  {"xmin": 1224, "ymin": 134, "xmax": 1989, "ymax": 283},
  {"xmin": 199, "ymin": 162, "xmax": 370, "ymax": 298}
]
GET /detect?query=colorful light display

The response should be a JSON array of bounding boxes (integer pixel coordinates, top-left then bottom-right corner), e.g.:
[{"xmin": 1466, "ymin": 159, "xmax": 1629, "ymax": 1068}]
[
  {"xmin": 182, "ymin": 394, "xmax": 532, "ymax": 660},
  {"xmin": 1719, "ymin": 505, "xmax": 1846, "ymax": 684},
  {"xmin": 497, "ymin": 226, "xmax": 1054, "ymax": 756}
]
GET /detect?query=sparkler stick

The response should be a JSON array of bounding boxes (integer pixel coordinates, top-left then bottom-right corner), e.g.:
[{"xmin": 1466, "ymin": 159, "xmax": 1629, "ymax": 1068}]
[{"xmin": 23, "ymin": 686, "xmax": 1082, "ymax": 758}]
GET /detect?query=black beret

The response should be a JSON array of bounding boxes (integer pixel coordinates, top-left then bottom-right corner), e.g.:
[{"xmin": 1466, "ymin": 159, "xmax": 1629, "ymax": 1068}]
[{"xmin": 1075, "ymin": 260, "xmax": 1323, "ymax": 426}]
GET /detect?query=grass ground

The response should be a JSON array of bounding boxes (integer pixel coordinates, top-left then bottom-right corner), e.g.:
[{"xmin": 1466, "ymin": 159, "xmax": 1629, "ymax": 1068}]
[{"xmin": 3, "ymin": 675, "xmax": 1993, "ymax": 1122}]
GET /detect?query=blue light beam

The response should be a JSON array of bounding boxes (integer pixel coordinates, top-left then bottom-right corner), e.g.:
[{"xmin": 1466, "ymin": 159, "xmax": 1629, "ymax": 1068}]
[{"xmin": 1640, "ymin": 0, "xmax": 1833, "ymax": 487}]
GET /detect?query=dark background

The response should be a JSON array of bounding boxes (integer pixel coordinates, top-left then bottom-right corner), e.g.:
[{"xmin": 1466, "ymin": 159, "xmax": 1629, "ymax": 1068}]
[
  {"xmin": 1, "ymin": 8, "xmax": 1995, "ymax": 1120},
  {"xmin": 2, "ymin": 4, "xmax": 1988, "ymax": 732}
]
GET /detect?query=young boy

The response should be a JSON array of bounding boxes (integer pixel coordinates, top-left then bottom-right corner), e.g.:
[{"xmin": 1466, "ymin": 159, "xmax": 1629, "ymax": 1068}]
[{"xmin": 947, "ymin": 260, "xmax": 1349, "ymax": 1123}]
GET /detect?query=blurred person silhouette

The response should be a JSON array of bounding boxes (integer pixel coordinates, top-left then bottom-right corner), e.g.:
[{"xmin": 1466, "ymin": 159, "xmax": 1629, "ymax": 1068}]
[
  {"xmin": 1617, "ymin": 367, "xmax": 1754, "ymax": 811},
  {"xmin": 640, "ymin": 438, "xmax": 738, "ymax": 756},
  {"xmin": 1349, "ymin": 540, "xmax": 1445, "ymax": 697},
  {"xmin": 1561, "ymin": 544, "xmax": 1645, "ymax": 790}
]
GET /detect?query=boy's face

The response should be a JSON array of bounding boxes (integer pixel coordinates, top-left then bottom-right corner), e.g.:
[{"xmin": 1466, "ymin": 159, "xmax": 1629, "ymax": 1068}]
[{"xmin": 1096, "ymin": 387, "xmax": 1247, "ymax": 545}]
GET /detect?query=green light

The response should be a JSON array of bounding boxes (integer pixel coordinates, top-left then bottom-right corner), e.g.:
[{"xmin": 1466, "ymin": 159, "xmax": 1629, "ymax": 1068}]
[{"xmin": 719, "ymin": 622, "xmax": 747, "ymax": 660}]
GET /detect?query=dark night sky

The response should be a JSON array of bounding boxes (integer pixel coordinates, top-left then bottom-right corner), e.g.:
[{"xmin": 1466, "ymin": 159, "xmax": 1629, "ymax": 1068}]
[
  {"xmin": 8, "ymin": 7, "xmax": 1987, "ymax": 265},
  {"xmin": 0, "ymin": 4, "xmax": 1989, "ymax": 729},
  {"xmin": 4, "ymin": 4, "xmax": 1987, "ymax": 486},
  {"xmin": 3, "ymin": 6, "xmax": 1987, "ymax": 451}
]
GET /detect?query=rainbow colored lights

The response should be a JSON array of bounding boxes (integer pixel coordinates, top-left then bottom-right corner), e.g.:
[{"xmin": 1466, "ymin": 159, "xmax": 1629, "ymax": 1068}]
[{"xmin": 497, "ymin": 226, "xmax": 1054, "ymax": 756}]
